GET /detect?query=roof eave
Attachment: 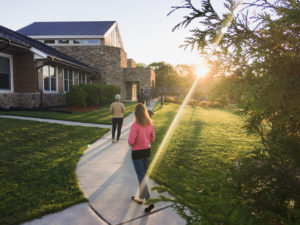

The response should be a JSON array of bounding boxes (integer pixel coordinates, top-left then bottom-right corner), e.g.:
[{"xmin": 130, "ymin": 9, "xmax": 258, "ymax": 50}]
[{"xmin": 28, "ymin": 35, "xmax": 105, "ymax": 39}]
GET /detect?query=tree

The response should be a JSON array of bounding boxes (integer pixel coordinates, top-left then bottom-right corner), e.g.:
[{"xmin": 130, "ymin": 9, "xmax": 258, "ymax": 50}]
[
  {"xmin": 136, "ymin": 62, "xmax": 147, "ymax": 68},
  {"xmin": 148, "ymin": 62, "xmax": 181, "ymax": 94},
  {"xmin": 159, "ymin": 0, "xmax": 300, "ymax": 224}
]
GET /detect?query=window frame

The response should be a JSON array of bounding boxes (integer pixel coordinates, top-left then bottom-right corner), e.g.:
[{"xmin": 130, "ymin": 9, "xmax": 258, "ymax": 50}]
[
  {"xmin": 0, "ymin": 52, "xmax": 14, "ymax": 93},
  {"xmin": 63, "ymin": 68, "xmax": 74, "ymax": 93},
  {"xmin": 78, "ymin": 71, "xmax": 86, "ymax": 85},
  {"xmin": 42, "ymin": 65, "xmax": 58, "ymax": 93}
]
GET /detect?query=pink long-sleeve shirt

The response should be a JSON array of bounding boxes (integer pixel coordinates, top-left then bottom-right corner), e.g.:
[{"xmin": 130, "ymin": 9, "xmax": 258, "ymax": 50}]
[{"xmin": 128, "ymin": 122, "xmax": 155, "ymax": 150}]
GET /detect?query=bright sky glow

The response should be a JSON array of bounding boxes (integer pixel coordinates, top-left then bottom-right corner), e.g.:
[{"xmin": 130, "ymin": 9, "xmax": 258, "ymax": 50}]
[
  {"xmin": 0, "ymin": 0, "xmax": 225, "ymax": 66},
  {"xmin": 197, "ymin": 63, "xmax": 209, "ymax": 78}
]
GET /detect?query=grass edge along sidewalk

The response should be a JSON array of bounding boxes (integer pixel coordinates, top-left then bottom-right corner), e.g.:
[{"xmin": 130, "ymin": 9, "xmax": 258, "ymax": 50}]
[
  {"xmin": 0, "ymin": 118, "xmax": 109, "ymax": 225},
  {"xmin": 0, "ymin": 102, "xmax": 136, "ymax": 125}
]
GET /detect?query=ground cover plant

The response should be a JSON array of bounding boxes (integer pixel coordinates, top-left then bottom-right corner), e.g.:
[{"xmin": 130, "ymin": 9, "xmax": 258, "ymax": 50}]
[
  {"xmin": 0, "ymin": 118, "xmax": 109, "ymax": 225},
  {"xmin": 150, "ymin": 104, "xmax": 264, "ymax": 224},
  {"xmin": 0, "ymin": 102, "xmax": 136, "ymax": 124}
]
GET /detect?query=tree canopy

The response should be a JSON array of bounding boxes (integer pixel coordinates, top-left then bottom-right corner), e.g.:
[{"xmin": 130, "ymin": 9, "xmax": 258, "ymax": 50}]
[{"xmin": 165, "ymin": 0, "xmax": 300, "ymax": 224}]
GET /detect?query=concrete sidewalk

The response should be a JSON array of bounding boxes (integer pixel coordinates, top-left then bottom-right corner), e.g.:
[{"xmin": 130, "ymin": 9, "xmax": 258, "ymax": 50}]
[
  {"xmin": 22, "ymin": 101, "xmax": 185, "ymax": 225},
  {"xmin": 0, "ymin": 115, "xmax": 111, "ymax": 128}
]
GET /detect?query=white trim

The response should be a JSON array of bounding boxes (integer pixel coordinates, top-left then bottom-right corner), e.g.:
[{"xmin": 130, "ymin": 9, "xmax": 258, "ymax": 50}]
[
  {"xmin": 103, "ymin": 22, "xmax": 123, "ymax": 48},
  {"xmin": 29, "ymin": 35, "xmax": 104, "ymax": 39},
  {"xmin": 104, "ymin": 22, "xmax": 117, "ymax": 37},
  {"xmin": 0, "ymin": 52, "xmax": 14, "ymax": 93},
  {"xmin": 30, "ymin": 47, "xmax": 48, "ymax": 59}
]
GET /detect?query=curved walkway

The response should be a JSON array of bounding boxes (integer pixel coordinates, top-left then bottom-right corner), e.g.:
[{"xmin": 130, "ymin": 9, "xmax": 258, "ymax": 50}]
[
  {"xmin": 21, "ymin": 101, "xmax": 185, "ymax": 225},
  {"xmin": 0, "ymin": 115, "xmax": 111, "ymax": 128}
]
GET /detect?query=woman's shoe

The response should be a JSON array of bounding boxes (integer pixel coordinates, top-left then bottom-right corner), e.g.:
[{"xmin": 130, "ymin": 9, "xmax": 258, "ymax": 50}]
[
  {"xmin": 145, "ymin": 204, "xmax": 154, "ymax": 212},
  {"xmin": 131, "ymin": 196, "xmax": 143, "ymax": 204}
]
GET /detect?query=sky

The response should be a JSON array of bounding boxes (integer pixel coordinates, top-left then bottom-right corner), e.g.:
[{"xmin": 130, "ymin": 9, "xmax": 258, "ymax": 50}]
[{"xmin": 0, "ymin": 0, "xmax": 225, "ymax": 66}]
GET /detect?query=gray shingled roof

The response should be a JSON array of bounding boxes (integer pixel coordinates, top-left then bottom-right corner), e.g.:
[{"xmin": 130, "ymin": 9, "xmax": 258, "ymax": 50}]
[
  {"xmin": 17, "ymin": 21, "xmax": 116, "ymax": 36},
  {"xmin": 0, "ymin": 25, "xmax": 96, "ymax": 72}
]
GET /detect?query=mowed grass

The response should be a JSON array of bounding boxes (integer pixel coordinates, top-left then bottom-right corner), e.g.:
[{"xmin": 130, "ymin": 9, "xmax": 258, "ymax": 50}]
[
  {"xmin": 0, "ymin": 118, "xmax": 109, "ymax": 225},
  {"xmin": 0, "ymin": 102, "xmax": 136, "ymax": 124},
  {"xmin": 150, "ymin": 104, "xmax": 262, "ymax": 219}
]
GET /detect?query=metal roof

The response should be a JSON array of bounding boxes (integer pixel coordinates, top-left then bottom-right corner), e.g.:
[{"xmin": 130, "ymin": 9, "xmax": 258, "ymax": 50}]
[
  {"xmin": 0, "ymin": 25, "xmax": 96, "ymax": 72},
  {"xmin": 17, "ymin": 21, "xmax": 116, "ymax": 36}
]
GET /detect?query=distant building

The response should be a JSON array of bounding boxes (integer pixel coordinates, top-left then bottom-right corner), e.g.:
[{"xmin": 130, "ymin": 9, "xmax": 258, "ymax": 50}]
[
  {"xmin": 0, "ymin": 25, "xmax": 95, "ymax": 109},
  {"xmin": 18, "ymin": 21, "xmax": 155, "ymax": 101}
]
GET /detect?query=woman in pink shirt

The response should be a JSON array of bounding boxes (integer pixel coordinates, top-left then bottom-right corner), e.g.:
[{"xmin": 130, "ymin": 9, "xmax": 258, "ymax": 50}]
[{"xmin": 128, "ymin": 103, "xmax": 155, "ymax": 212}]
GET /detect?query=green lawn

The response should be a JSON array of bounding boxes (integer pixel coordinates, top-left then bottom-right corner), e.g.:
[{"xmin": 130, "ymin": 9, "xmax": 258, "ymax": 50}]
[
  {"xmin": 0, "ymin": 118, "xmax": 109, "ymax": 225},
  {"xmin": 0, "ymin": 102, "xmax": 136, "ymax": 124},
  {"xmin": 150, "ymin": 104, "xmax": 262, "ymax": 224}
]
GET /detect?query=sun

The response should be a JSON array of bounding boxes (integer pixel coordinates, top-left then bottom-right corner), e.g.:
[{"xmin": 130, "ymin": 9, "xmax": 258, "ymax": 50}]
[{"xmin": 197, "ymin": 63, "xmax": 209, "ymax": 78}]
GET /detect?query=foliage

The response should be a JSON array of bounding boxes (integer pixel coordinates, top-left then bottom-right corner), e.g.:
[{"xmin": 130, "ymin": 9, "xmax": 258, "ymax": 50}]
[
  {"xmin": 81, "ymin": 84, "xmax": 100, "ymax": 106},
  {"xmin": 168, "ymin": 0, "xmax": 300, "ymax": 224},
  {"xmin": 165, "ymin": 96, "xmax": 176, "ymax": 103},
  {"xmin": 66, "ymin": 83, "xmax": 120, "ymax": 108},
  {"xmin": 136, "ymin": 62, "xmax": 148, "ymax": 68},
  {"xmin": 0, "ymin": 102, "xmax": 137, "ymax": 125},
  {"xmin": 148, "ymin": 62, "xmax": 196, "ymax": 95},
  {"xmin": 0, "ymin": 118, "xmax": 108, "ymax": 225},
  {"xmin": 150, "ymin": 104, "xmax": 262, "ymax": 225},
  {"xmin": 65, "ymin": 85, "xmax": 87, "ymax": 108}
]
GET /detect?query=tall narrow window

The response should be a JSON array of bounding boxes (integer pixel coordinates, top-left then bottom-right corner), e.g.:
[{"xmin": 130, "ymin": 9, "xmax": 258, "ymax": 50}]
[
  {"xmin": 78, "ymin": 72, "xmax": 86, "ymax": 84},
  {"xmin": 0, "ymin": 55, "xmax": 12, "ymax": 91},
  {"xmin": 43, "ymin": 65, "xmax": 56, "ymax": 92},
  {"xmin": 69, "ymin": 69, "xmax": 73, "ymax": 90},
  {"xmin": 64, "ymin": 68, "xmax": 73, "ymax": 92},
  {"xmin": 50, "ymin": 66, "xmax": 56, "ymax": 91}
]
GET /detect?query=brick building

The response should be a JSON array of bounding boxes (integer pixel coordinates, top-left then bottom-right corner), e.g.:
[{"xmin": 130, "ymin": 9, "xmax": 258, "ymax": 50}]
[
  {"xmin": 18, "ymin": 21, "xmax": 155, "ymax": 100},
  {"xmin": 0, "ymin": 25, "xmax": 96, "ymax": 109}
]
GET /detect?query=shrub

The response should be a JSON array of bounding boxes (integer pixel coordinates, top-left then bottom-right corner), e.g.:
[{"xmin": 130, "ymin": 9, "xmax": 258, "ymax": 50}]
[
  {"xmin": 97, "ymin": 84, "xmax": 120, "ymax": 105},
  {"xmin": 199, "ymin": 101, "xmax": 212, "ymax": 107},
  {"xmin": 81, "ymin": 84, "xmax": 100, "ymax": 106},
  {"xmin": 65, "ymin": 84, "xmax": 120, "ymax": 107},
  {"xmin": 189, "ymin": 99, "xmax": 198, "ymax": 106},
  {"xmin": 65, "ymin": 85, "xmax": 87, "ymax": 108},
  {"xmin": 212, "ymin": 102, "xmax": 223, "ymax": 108},
  {"xmin": 175, "ymin": 96, "xmax": 184, "ymax": 104},
  {"xmin": 165, "ymin": 96, "xmax": 176, "ymax": 103}
]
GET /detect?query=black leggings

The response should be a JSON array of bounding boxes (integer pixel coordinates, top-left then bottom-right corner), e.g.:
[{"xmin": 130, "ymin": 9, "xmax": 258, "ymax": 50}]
[{"xmin": 112, "ymin": 118, "xmax": 123, "ymax": 140}]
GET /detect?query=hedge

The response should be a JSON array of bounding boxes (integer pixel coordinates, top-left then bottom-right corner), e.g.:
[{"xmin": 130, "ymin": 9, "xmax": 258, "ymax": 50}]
[{"xmin": 66, "ymin": 84, "xmax": 120, "ymax": 108}]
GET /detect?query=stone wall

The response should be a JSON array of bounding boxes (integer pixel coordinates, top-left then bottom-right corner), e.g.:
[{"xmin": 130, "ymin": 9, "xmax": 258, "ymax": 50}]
[
  {"xmin": 42, "ymin": 93, "xmax": 65, "ymax": 107},
  {"xmin": 123, "ymin": 68, "xmax": 154, "ymax": 90},
  {"xmin": 0, "ymin": 93, "xmax": 65, "ymax": 109},
  {"xmin": 53, "ymin": 45, "xmax": 127, "ymax": 97},
  {"xmin": 53, "ymin": 45, "xmax": 155, "ymax": 100},
  {"xmin": 127, "ymin": 59, "xmax": 136, "ymax": 68}
]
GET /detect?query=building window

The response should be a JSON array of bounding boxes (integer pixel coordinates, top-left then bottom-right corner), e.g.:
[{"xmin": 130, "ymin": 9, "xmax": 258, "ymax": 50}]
[
  {"xmin": 44, "ymin": 40, "xmax": 55, "ymax": 44},
  {"xmin": 0, "ymin": 54, "xmax": 13, "ymax": 92},
  {"xmin": 78, "ymin": 72, "xmax": 86, "ymax": 84},
  {"xmin": 87, "ymin": 39, "xmax": 99, "ymax": 44},
  {"xmin": 43, "ymin": 65, "xmax": 57, "ymax": 92},
  {"xmin": 58, "ymin": 39, "xmax": 69, "ymax": 44},
  {"xmin": 73, "ymin": 39, "xmax": 85, "ymax": 44},
  {"xmin": 64, "ymin": 68, "xmax": 73, "ymax": 92}
]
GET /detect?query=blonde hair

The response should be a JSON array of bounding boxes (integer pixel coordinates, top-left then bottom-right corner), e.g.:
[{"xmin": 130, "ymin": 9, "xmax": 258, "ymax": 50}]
[{"xmin": 134, "ymin": 103, "xmax": 152, "ymax": 126}]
